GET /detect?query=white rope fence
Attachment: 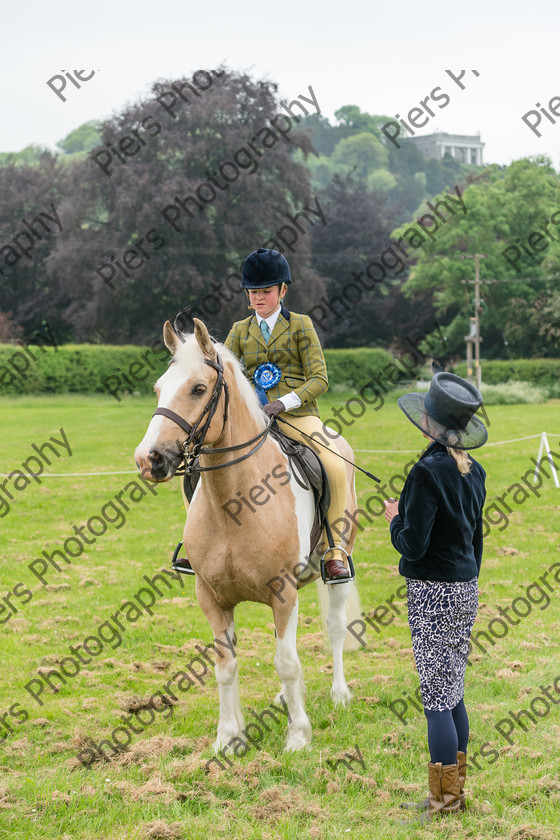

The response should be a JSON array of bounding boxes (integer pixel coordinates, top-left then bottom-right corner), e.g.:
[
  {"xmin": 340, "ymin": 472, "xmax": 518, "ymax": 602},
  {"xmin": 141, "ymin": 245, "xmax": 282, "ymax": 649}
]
[
  {"xmin": 355, "ymin": 431, "xmax": 560, "ymax": 454},
  {"xmin": 2, "ymin": 432, "xmax": 557, "ymax": 477}
]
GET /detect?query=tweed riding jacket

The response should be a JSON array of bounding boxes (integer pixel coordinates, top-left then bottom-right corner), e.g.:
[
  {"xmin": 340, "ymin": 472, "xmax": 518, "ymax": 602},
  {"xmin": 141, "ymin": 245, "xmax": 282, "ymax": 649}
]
[
  {"xmin": 224, "ymin": 305, "xmax": 328, "ymax": 417},
  {"xmin": 390, "ymin": 441, "xmax": 487, "ymax": 582}
]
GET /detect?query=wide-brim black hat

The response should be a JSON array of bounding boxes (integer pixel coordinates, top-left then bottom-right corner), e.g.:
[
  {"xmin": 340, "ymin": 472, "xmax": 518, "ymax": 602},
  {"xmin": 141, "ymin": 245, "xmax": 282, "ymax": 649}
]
[{"xmin": 398, "ymin": 372, "xmax": 488, "ymax": 450}]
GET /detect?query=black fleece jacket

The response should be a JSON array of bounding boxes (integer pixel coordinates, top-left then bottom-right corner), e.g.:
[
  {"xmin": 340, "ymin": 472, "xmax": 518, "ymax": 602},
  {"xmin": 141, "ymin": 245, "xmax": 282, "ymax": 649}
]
[{"xmin": 390, "ymin": 441, "xmax": 486, "ymax": 582}]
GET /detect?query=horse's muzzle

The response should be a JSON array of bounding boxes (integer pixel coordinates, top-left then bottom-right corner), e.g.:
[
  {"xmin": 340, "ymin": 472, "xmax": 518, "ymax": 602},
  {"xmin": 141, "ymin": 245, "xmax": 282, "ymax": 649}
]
[{"xmin": 135, "ymin": 444, "xmax": 183, "ymax": 483}]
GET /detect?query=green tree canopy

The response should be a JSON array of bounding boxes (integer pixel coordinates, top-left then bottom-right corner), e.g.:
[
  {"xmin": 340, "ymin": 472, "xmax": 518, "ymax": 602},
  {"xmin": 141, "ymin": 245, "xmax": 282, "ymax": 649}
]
[
  {"xmin": 393, "ymin": 156, "xmax": 560, "ymax": 358},
  {"xmin": 57, "ymin": 121, "xmax": 102, "ymax": 154},
  {"xmin": 330, "ymin": 132, "xmax": 389, "ymax": 178}
]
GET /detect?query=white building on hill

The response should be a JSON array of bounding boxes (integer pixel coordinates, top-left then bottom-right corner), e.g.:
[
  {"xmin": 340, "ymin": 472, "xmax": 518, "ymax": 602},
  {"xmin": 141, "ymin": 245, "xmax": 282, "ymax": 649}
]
[{"xmin": 408, "ymin": 132, "xmax": 484, "ymax": 165}]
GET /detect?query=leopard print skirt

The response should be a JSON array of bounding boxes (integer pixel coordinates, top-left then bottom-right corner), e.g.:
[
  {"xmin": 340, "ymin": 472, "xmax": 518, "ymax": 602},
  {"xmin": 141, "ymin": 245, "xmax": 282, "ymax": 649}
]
[{"xmin": 406, "ymin": 577, "xmax": 478, "ymax": 711}]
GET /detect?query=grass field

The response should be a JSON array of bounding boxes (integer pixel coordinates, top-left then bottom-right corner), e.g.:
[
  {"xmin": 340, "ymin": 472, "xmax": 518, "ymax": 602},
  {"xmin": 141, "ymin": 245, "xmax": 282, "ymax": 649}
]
[{"xmin": 1, "ymin": 391, "xmax": 559, "ymax": 840}]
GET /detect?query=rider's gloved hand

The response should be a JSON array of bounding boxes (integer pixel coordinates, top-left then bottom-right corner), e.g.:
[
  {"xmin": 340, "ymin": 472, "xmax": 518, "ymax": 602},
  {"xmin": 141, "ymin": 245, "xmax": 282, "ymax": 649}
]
[{"xmin": 263, "ymin": 400, "xmax": 285, "ymax": 418}]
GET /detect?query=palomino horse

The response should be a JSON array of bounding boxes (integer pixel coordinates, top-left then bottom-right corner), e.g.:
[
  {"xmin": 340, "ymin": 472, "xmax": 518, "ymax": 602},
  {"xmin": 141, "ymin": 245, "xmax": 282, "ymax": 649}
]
[{"xmin": 135, "ymin": 319, "xmax": 361, "ymax": 752}]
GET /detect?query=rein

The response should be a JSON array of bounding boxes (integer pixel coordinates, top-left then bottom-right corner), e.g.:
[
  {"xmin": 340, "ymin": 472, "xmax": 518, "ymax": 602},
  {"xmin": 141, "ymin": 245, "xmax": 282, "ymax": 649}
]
[{"xmin": 152, "ymin": 354, "xmax": 272, "ymax": 476}]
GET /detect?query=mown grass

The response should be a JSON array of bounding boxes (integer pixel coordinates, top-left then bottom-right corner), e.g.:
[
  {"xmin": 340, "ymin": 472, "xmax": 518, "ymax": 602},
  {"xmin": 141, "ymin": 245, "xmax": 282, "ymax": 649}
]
[{"xmin": 0, "ymin": 392, "xmax": 559, "ymax": 840}]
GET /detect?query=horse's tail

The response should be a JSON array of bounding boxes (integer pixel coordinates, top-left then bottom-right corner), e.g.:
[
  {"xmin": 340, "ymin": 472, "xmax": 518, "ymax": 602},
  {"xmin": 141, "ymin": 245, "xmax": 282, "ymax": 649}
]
[{"xmin": 315, "ymin": 579, "xmax": 363, "ymax": 652}]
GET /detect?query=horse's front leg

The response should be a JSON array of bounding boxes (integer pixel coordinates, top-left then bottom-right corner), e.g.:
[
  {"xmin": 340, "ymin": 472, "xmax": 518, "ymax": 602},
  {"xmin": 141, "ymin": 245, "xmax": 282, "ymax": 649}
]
[
  {"xmin": 327, "ymin": 581, "xmax": 352, "ymax": 705},
  {"xmin": 272, "ymin": 595, "xmax": 312, "ymax": 751},
  {"xmin": 195, "ymin": 580, "xmax": 244, "ymax": 751}
]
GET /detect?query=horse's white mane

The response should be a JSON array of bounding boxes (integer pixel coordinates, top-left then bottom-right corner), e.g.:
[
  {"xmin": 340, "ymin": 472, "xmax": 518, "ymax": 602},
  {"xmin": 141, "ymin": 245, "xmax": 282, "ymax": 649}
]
[{"xmin": 173, "ymin": 332, "xmax": 267, "ymax": 430}]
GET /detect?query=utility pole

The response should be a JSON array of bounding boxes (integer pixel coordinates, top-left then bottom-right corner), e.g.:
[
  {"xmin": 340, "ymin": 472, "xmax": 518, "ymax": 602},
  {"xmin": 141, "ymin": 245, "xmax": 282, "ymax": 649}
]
[
  {"xmin": 474, "ymin": 253, "xmax": 482, "ymax": 390},
  {"xmin": 461, "ymin": 254, "xmax": 492, "ymax": 390},
  {"xmin": 465, "ymin": 317, "xmax": 476, "ymax": 384}
]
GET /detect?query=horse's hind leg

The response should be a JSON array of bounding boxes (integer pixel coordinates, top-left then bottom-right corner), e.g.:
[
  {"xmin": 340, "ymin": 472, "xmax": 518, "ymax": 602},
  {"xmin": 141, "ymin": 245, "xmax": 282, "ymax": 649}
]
[
  {"xmin": 327, "ymin": 582, "xmax": 352, "ymax": 705},
  {"xmin": 196, "ymin": 581, "xmax": 244, "ymax": 751},
  {"xmin": 272, "ymin": 597, "xmax": 312, "ymax": 751}
]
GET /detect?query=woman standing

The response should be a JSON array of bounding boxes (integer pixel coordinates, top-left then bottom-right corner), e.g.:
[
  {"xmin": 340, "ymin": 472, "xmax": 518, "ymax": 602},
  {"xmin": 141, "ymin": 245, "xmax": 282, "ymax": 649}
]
[{"xmin": 383, "ymin": 370, "xmax": 487, "ymax": 820}]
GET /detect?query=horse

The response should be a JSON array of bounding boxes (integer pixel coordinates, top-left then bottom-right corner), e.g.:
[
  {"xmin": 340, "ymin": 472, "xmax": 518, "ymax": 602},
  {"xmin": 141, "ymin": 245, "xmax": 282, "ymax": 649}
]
[{"xmin": 134, "ymin": 318, "xmax": 362, "ymax": 752}]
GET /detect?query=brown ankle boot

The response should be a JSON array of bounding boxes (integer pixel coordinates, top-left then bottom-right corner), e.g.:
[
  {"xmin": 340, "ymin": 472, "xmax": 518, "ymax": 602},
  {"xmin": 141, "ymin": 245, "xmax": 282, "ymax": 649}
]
[
  {"xmin": 323, "ymin": 548, "xmax": 350, "ymax": 580},
  {"xmin": 457, "ymin": 751, "xmax": 467, "ymax": 811},
  {"xmin": 325, "ymin": 556, "xmax": 350, "ymax": 580},
  {"xmin": 423, "ymin": 761, "xmax": 461, "ymax": 820},
  {"xmin": 401, "ymin": 751, "xmax": 467, "ymax": 813}
]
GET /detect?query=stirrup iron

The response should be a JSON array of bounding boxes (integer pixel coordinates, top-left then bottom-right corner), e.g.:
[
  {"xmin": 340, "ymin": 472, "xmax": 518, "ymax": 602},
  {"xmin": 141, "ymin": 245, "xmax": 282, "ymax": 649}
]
[
  {"xmin": 320, "ymin": 545, "xmax": 355, "ymax": 586},
  {"xmin": 171, "ymin": 540, "xmax": 195, "ymax": 576}
]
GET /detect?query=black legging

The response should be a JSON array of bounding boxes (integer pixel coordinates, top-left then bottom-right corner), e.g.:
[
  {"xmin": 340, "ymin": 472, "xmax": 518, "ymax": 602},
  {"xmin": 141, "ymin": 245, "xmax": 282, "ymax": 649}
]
[{"xmin": 424, "ymin": 699, "xmax": 469, "ymax": 765}]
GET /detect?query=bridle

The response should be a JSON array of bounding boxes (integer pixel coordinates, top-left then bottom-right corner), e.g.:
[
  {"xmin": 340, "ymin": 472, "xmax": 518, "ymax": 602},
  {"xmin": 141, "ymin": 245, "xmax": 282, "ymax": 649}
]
[{"xmin": 152, "ymin": 353, "xmax": 272, "ymax": 476}]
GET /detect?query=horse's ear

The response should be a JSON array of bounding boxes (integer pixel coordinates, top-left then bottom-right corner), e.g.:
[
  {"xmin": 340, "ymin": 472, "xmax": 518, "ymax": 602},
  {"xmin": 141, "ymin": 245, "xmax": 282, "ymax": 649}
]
[
  {"xmin": 163, "ymin": 320, "xmax": 178, "ymax": 354},
  {"xmin": 193, "ymin": 318, "xmax": 217, "ymax": 360}
]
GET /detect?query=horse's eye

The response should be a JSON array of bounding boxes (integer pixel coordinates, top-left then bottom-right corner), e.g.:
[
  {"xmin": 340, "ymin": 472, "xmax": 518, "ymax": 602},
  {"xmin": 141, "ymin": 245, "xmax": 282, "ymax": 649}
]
[{"xmin": 192, "ymin": 384, "xmax": 207, "ymax": 396}]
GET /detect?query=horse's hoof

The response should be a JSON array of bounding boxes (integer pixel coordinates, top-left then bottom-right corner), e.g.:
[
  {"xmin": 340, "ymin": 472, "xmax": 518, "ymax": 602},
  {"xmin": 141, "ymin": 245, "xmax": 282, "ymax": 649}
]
[
  {"xmin": 331, "ymin": 686, "xmax": 352, "ymax": 706},
  {"xmin": 214, "ymin": 729, "xmax": 244, "ymax": 753},
  {"xmin": 285, "ymin": 735, "xmax": 312, "ymax": 752},
  {"xmin": 285, "ymin": 722, "xmax": 312, "ymax": 751}
]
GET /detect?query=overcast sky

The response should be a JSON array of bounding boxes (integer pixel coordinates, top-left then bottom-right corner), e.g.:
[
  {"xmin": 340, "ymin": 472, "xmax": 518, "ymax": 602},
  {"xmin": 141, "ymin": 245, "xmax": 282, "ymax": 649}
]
[{"xmin": 3, "ymin": 0, "xmax": 560, "ymax": 168}]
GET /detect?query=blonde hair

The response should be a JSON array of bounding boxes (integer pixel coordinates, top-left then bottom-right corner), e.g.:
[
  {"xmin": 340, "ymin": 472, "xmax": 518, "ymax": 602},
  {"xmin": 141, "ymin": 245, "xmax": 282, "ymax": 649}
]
[
  {"xmin": 446, "ymin": 433, "xmax": 472, "ymax": 476},
  {"xmin": 423, "ymin": 414, "xmax": 472, "ymax": 475}
]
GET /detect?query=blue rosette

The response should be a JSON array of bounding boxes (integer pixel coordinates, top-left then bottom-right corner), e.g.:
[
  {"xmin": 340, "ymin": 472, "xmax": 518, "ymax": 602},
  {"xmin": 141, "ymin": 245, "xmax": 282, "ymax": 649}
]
[{"xmin": 253, "ymin": 363, "xmax": 282, "ymax": 406}]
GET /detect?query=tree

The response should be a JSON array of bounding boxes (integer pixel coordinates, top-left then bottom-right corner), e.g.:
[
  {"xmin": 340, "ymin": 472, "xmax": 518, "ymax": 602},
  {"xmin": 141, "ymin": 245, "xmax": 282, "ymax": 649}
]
[
  {"xmin": 57, "ymin": 121, "xmax": 102, "ymax": 155},
  {"xmin": 0, "ymin": 145, "xmax": 50, "ymax": 167},
  {"xmin": 393, "ymin": 157, "xmax": 560, "ymax": 358},
  {"xmin": 308, "ymin": 173, "xmax": 434, "ymax": 348},
  {"xmin": 2, "ymin": 67, "xmax": 324, "ymax": 343},
  {"xmin": 330, "ymin": 132, "xmax": 388, "ymax": 179},
  {"xmin": 334, "ymin": 105, "xmax": 392, "ymax": 141}
]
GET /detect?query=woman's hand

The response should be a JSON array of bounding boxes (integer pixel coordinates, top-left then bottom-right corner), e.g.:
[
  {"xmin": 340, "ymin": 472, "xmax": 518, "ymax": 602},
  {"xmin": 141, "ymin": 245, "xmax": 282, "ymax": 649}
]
[{"xmin": 384, "ymin": 498, "xmax": 399, "ymax": 523}]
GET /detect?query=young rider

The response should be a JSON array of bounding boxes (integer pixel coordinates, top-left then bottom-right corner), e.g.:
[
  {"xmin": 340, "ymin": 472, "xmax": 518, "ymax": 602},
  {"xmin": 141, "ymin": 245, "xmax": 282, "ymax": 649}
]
[{"xmin": 224, "ymin": 248, "xmax": 350, "ymax": 581}]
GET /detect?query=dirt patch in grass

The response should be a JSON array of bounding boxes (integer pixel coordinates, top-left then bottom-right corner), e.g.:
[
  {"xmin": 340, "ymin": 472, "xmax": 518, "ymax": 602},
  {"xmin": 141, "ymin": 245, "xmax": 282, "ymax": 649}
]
[
  {"xmin": 142, "ymin": 820, "xmax": 185, "ymax": 839},
  {"xmin": 117, "ymin": 693, "xmax": 176, "ymax": 715},
  {"xmin": 70, "ymin": 732, "xmax": 214, "ymax": 770},
  {"xmin": 510, "ymin": 827, "xmax": 556, "ymax": 840},
  {"xmin": 248, "ymin": 783, "xmax": 328, "ymax": 823}
]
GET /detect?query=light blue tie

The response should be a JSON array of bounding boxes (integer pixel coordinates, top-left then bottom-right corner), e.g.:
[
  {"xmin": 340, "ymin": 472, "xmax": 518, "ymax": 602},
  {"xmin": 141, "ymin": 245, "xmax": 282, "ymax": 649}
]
[{"xmin": 260, "ymin": 320, "xmax": 271, "ymax": 344}]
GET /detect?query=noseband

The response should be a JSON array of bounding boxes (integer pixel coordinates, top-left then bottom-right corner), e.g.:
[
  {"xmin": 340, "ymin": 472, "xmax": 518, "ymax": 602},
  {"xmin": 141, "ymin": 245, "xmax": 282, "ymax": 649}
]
[{"xmin": 152, "ymin": 353, "xmax": 271, "ymax": 475}]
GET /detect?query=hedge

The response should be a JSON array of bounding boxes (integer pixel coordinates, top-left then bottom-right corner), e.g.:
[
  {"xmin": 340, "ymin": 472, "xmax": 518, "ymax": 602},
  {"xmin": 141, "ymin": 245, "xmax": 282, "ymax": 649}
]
[
  {"xmin": 453, "ymin": 358, "xmax": 560, "ymax": 389},
  {"xmin": 0, "ymin": 342, "xmax": 400, "ymax": 397},
  {"xmin": 323, "ymin": 347, "xmax": 399, "ymax": 392},
  {"xmin": 0, "ymin": 342, "xmax": 169, "ymax": 397}
]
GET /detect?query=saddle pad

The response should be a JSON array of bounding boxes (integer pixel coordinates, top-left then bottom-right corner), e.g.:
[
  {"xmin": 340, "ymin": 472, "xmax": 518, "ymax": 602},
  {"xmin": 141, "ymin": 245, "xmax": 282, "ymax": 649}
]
[{"xmin": 269, "ymin": 424, "xmax": 331, "ymax": 522}]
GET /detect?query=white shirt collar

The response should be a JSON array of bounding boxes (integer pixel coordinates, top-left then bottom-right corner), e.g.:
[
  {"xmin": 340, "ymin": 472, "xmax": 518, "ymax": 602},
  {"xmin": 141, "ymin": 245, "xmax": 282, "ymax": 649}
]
[{"xmin": 255, "ymin": 306, "xmax": 282, "ymax": 332}]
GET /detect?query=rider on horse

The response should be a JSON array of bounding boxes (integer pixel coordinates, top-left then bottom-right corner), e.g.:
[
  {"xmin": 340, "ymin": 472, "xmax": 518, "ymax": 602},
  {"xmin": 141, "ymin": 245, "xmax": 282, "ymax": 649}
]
[
  {"xmin": 173, "ymin": 247, "xmax": 352, "ymax": 582},
  {"xmin": 224, "ymin": 248, "xmax": 350, "ymax": 582}
]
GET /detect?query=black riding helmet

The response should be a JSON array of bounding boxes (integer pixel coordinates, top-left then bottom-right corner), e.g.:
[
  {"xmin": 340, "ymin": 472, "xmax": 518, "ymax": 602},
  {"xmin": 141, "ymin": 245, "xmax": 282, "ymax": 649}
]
[{"xmin": 241, "ymin": 248, "xmax": 292, "ymax": 289}]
